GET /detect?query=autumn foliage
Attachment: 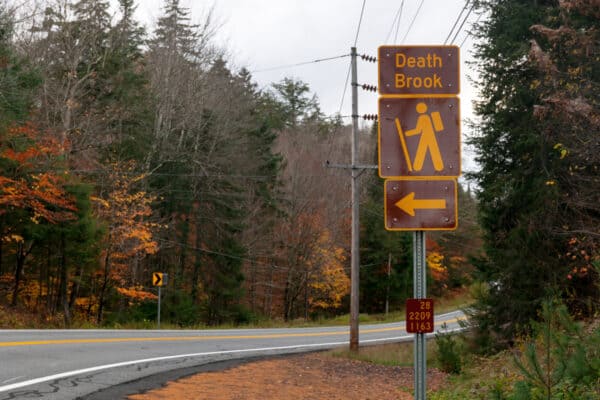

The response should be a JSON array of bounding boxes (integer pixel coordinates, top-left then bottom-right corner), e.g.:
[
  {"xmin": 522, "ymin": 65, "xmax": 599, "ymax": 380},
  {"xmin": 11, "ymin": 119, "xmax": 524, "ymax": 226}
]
[{"xmin": 0, "ymin": 124, "xmax": 77, "ymax": 225}]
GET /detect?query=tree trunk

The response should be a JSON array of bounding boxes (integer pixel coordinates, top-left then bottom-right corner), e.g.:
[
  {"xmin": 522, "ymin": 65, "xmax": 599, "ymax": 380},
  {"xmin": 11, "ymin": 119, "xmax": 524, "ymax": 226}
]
[
  {"xmin": 191, "ymin": 217, "xmax": 202, "ymax": 304},
  {"xmin": 69, "ymin": 263, "xmax": 84, "ymax": 316},
  {"xmin": 97, "ymin": 243, "xmax": 111, "ymax": 324},
  {"xmin": 12, "ymin": 241, "xmax": 33, "ymax": 306},
  {"xmin": 0, "ymin": 234, "xmax": 3, "ymax": 276},
  {"xmin": 58, "ymin": 233, "xmax": 71, "ymax": 326},
  {"xmin": 304, "ymin": 269, "xmax": 309, "ymax": 321},
  {"xmin": 177, "ymin": 215, "xmax": 190, "ymax": 287},
  {"xmin": 11, "ymin": 244, "xmax": 25, "ymax": 306}
]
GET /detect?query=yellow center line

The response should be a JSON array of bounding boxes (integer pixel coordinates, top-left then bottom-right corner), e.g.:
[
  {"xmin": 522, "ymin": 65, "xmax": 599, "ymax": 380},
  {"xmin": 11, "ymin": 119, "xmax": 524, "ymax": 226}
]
[{"xmin": 0, "ymin": 317, "xmax": 465, "ymax": 348}]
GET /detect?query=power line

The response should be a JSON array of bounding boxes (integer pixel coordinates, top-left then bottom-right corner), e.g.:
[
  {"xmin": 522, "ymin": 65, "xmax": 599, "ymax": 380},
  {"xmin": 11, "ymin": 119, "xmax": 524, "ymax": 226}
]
[
  {"xmin": 459, "ymin": 11, "xmax": 483, "ymax": 48},
  {"xmin": 353, "ymin": 0, "xmax": 367, "ymax": 47},
  {"xmin": 157, "ymin": 238, "xmax": 288, "ymax": 271},
  {"xmin": 338, "ymin": 62, "xmax": 352, "ymax": 114},
  {"xmin": 449, "ymin": 1, "xmax": 475, "ymax": 45},
  {"xmin": 393, "ymin": 0, "xmax": 405, "ymax": 43},
  {"xmin": 384, "ymin": 1, "xmax": 404, "ymax": 44},
  {"xmin": 250, "ymin": 53, "xmax": 351, "ymax": 74},
  {"xmin": 400, "ymin": 0, "xmax": 425, "ymax": 43},
  {"xmin": 444, "ymin": 0, "xmax": 470, "ymax": 45},
  {"xmin": 339, "ymin": 0, "xmax": 367, "ymax": 114}
]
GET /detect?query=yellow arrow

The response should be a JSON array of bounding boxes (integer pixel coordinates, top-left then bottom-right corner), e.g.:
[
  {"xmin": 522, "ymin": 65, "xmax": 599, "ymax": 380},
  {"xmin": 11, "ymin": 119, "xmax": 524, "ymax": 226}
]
[
  {"xmin": 395, "ymin": 192, "xmax": 446, "ymax": 216},
  {"xmin": 153, "ymin": 273, "xmax": 163, "ymax": 286}
]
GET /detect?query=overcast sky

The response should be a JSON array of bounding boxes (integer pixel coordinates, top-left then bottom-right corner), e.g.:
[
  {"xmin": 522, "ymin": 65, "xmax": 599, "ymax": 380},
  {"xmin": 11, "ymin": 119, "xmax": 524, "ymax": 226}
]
[{"xmin": 127, "ymin": 0, "xmax": 482, "ymax": 172}]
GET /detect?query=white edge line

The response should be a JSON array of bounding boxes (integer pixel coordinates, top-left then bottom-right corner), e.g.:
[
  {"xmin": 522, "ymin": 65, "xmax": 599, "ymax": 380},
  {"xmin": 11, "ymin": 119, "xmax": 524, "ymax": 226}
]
[
  {"xmin": 0, "ymin": 342, "xmax": 347, "ymax": 392},
  {"xmin": 0, "ymin": 324, "xmax": 466, "ymax": 393}
]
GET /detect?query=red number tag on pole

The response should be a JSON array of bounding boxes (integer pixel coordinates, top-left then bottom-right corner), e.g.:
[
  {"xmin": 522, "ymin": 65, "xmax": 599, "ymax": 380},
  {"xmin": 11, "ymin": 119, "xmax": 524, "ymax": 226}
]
[{"xmin": 406, "ymin": 298, "xmax": 434, "ymax": 333}]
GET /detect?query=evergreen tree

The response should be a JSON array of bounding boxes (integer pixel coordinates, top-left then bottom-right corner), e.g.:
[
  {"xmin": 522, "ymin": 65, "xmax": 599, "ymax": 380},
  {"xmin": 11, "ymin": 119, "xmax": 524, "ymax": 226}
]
[
  {"xmin": 360, "ymin": 129, "xmax": 413, "ymax": 314},
  {"xmin": 468, "ymin": 0, "xmax": 599, "ymax": 350},
  {"xmin": 271, "ymin": 77, "xmax": 321, "ymax": 128},
  {"xmin": 360, "ymin": 169, "xmax": 413, "ymax": 313},
  {"xmin": 0, "ymin": 9, "xmax": 39, "ymax": 126}
]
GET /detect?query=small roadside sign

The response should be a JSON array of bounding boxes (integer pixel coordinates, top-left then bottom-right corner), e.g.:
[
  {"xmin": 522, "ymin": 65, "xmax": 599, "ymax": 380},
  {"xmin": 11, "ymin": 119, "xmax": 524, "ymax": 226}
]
[
  {"xmin": 152, "ymin": 272, "xmax": 167, "ymax": 287},
  {"xmin": 385, "ymin": 179, "xmax": 457, "ymax": 231},
  {"xmin": 406, "ymin": 298, "xmax": 434, "ymax": 333}
]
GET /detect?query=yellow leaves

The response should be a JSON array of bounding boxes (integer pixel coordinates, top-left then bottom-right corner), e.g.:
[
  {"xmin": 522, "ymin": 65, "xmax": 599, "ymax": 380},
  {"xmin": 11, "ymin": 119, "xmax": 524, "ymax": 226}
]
[
  {"xmin": 553, "ymin": 143, "xmax": 568, "ymax": 159},
  {"xmin": 309, "ymin": 259, "xmax": 350, "ymax": 311},
  {"xmin": 306, "ymin": 228, "xmax": 350, "ymax": 312},
  {"xmin": 2, "ymin": 234, "xmax": 24, "ymax": 243},
  {"xmin": 545, "ymin": 180, "xmax": 556, "ymax": 186},
  {"xmin": 427, "ymin": 251, "xmax": 448, "ymax": 282},
  {"xmin": 567, "ymin": 67, "xmax": 581, "ymax": 77},
  {"xmin": 90, "ymin": 196, "xmax": 110, "ymax": 208},
  {"xmin": 94, "ymin": 160, "xmax": 161, "ymax": 274}
]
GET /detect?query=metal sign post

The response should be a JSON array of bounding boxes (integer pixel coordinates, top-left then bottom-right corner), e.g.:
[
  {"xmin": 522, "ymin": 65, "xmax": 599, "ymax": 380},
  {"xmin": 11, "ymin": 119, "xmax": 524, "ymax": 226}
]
[
  {"xmin": 157, "ymin": 286, "xmax": 161, "ymax": 329},
  {"xmin": 377, "ymin": 45, "xmax": 461, "ymax": 400},
  {"xmin": 413, "ymin": 231, "xmax": 427, "ymax": 399},
  {"xmin": 152, "ymin": 272, "xmax": 167, "ymax": 329}
]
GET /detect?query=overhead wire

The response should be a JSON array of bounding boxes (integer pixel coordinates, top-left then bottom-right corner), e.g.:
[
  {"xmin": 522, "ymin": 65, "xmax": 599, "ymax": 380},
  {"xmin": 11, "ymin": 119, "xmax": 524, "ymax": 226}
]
[
  {"xmin": 393, "ymin": 0, "xmax": 405, "ymax": 43},
  {"xmin": 384, "ymin": 1, "xmax": 404, "ymax": 44},
  {"xmin": 250, "ymin": 53, "xmax": 351, "ymax": 74},
  {"xmin": 449, "ymin": 1, "xmax": 476, "ymax": 45},
  {"xmin": 444, "ymin": 0, "xmax": 470, "ymax": 45},
  {"xmin": 353, "ymin": 0, "xmax": 367, "ymax": 47},
  {"xmin": 327, "ymin": 0, "xmax": 368, "ymax": 164},
  {"xmin": 459, "ymin": 11, "xmax": 483, "ymax": 48},
  {"xmin": 400, "ymin": 0, "xmax": 425, "ymax": 43},
  {"xmin": 339, "ymin": 0, "xmax": 367, "ymax": 113}
]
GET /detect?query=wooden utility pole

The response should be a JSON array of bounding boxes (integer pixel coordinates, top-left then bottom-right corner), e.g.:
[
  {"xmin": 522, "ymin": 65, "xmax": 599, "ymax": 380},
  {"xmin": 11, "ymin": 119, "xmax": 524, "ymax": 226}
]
[
  {"xmin": 385, "ymin": 252, "xmax": 391, "ymax": 316},
  {"xmin": 349, "ymin": 46, "xmax": 360, "ymax": 351}
]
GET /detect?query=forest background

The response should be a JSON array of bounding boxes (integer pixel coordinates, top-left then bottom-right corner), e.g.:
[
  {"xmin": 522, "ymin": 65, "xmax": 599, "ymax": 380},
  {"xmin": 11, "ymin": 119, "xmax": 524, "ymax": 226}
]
[
  {"xmin": 0, "ymin": 0, "xmax": 597, "ymax": 353},
  {"xmin": 0, "ymin": 0, "xmax": 480, "ymax": 327}
]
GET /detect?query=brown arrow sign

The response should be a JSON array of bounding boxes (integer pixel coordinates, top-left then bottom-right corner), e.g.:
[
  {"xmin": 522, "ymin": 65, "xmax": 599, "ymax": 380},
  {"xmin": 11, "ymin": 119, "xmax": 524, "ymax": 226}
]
[{"xmin": 385, "ymin": 179, "xmax": 457, "ymax": 231}]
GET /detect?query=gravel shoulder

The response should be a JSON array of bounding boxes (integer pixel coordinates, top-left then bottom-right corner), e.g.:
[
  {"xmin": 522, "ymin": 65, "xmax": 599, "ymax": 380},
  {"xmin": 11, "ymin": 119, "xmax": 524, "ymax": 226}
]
[{"xmin": 124, "ymin": 352, "xmax": 448, "ymax": 400}]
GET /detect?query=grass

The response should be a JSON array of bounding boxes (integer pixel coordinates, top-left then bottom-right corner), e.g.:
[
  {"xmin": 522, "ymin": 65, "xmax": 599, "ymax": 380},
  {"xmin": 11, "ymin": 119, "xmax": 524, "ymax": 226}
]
[
  {"xmin": 325, "ymin": 330, "xmax": 521, "ymax": 399},
  {"xmin": 0, "ymin": 286, "xmax": 473, "ymax": 330},
  {"xmin": 296, "ymin": 286, "xmax": 474, "ymax": 328},
  {"xmin": 328, "ymin": 340, "xmax": 438, "ymax": 367}
]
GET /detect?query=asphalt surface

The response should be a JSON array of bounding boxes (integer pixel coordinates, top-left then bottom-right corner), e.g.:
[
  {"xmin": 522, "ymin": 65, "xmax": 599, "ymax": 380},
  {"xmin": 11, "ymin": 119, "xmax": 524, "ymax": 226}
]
[{"xmin": 0, "ymin": 310, "xmax": 465, "ymax": 399}]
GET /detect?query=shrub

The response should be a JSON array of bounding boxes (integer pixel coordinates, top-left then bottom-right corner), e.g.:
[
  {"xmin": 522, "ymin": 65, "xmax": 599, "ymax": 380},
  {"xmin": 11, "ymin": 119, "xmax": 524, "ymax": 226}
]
[{"xmin": 435, "ymin": 323, "xmax": 463, "ymax": 374}]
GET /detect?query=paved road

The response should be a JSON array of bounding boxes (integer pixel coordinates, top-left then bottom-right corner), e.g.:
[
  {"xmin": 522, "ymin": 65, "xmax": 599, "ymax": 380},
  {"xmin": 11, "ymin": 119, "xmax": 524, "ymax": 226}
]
[{"xmin": 0, "ymin": 310, "xmax": 465, "ymax": 399}]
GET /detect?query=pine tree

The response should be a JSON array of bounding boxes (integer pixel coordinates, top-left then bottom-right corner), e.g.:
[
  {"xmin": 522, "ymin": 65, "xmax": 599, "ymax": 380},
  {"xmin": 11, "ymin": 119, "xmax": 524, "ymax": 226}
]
[
  {"xmin": 0, "ymin": 10, "xmax": 39, "ymax": 127},
  {"xmin": 468, "ymin": 0, "xmax": 599, "ymax": 350}
]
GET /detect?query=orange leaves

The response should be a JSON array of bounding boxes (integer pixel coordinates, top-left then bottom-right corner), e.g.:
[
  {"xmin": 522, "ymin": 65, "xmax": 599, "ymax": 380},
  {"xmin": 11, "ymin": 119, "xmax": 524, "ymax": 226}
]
[
  {"xmin": 94, "ymin": 160, "xmax": 160, "ymax": 271},
  {"xmin": 0, "ymin": 124, "xmax": 77, "ymax": 224},
  {"xmin": 116, "ymin": 286, "xmax": 158, "ymax": 302},
  {"xmin": 562, "ymin": 236, "xmax": 597, "ymax": 281},
  {"xmin": 0, "ymin": 173, "xmax": 77, "ymax": 224}
]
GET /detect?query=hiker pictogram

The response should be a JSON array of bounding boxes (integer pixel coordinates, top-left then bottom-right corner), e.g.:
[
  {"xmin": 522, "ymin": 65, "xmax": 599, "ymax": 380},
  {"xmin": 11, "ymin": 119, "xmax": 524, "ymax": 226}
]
[
  {"xmin": 395, "ymin": 102, "xmax": 444, "ymax": 172},
  {"xmin": 377, "ymin": 96, "xmax": 460, "ymax": 178}
]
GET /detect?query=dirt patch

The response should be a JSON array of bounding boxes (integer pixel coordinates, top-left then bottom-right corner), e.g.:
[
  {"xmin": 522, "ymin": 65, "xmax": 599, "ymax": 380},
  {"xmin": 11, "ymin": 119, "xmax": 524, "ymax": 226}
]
[{"xmin": 128, "ymin": 352, "xmax": 448, "ymax": 400}]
